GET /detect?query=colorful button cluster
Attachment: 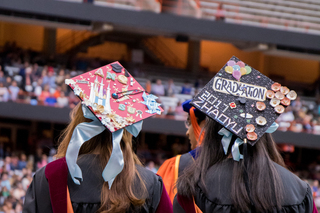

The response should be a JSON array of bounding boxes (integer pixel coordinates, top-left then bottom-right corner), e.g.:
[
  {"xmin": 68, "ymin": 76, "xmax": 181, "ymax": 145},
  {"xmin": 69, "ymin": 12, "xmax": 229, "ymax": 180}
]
[
  {"xmin": 267, "ymin": 82, "xmax": 297, "ymax": 114},
  {"xmin": 225, "ymin": 60, "xmax": 252, "ymax": 81}
]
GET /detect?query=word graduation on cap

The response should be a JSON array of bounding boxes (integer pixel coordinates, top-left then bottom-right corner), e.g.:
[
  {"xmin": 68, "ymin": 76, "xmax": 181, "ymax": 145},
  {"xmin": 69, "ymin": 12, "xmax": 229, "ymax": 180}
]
[{"xmin": 213, "ymin": 77, "xmax": 267, "ymax": 102}]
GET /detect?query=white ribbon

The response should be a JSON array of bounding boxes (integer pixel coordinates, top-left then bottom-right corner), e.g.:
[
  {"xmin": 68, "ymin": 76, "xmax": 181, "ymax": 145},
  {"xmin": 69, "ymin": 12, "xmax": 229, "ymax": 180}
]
[
  {"xmin": 66, "ymin": 105, "xmax": 143, "ymax": 188},
  {"xmin": 218, "ymin": 122, "xmax": 278, "ymax": 161}
]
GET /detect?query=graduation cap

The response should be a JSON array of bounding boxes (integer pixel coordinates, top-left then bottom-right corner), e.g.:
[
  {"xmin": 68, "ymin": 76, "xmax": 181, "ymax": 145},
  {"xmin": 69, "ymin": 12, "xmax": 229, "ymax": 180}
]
[
  {"xmin": 191, "ymin": 56, "xmax": 297, "ymax": 147},
  {"xmin": 65, "ymin": 61, "xmax": 163, "ymax": 187},
  {"xmin": 182, "ymin": 100, "xmax": 206, "ymax": 146},
  {"xmin": 182, "ymin": 100, "xmax": 206, "ymax": 121},
  {"xmin": 66, "ymin": 61, "xmax": 163, "ymax": 133}
]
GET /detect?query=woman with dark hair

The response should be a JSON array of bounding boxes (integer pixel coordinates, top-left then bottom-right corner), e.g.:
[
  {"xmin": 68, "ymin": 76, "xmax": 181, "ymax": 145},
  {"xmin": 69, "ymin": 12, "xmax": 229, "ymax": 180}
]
[
  {"xmin": 23, "ymin": 62, "xmax": 172, "ymax": 213},
  {"xmin": 173, "ymin": 57, "xmax": 316, "ymax": 213},
  {"xmin": 157, "ymin": 100, "xmax": 206, "ymax": 204}
]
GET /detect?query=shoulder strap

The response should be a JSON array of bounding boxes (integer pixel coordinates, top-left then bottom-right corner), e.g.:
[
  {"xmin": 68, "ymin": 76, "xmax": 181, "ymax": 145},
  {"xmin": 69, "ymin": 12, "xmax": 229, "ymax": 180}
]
[{"xmin": 45, "ymin": 157, "xmax": 74, "ymax": 213}]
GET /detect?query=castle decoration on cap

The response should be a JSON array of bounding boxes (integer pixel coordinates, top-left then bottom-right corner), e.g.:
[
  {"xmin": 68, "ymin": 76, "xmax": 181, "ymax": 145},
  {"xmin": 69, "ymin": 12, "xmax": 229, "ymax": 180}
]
[
  {"xmin": 191, "ymin": 56, "xmax": 297, "ymax": 145},
  {"xmin": 65, "ymin": 61, "xmax": 163, "ymax": 132}
]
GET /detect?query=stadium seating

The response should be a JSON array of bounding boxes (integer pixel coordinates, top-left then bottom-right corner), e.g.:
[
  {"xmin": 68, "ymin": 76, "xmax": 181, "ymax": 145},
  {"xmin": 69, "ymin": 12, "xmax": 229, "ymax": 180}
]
[{"xmin": 199, "ymin": 0, "xmax": 320, "ymax": 35}]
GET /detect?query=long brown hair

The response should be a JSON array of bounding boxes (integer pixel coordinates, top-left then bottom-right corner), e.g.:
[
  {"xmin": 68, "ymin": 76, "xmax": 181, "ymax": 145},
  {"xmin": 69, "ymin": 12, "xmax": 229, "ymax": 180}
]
[
  {"xmin": 56, "ymin": 104, "xmax": 147, "ymax": 213},
  {"xmin": 177, "ymin": 118, "xmax": 286, "ymax": 212}
]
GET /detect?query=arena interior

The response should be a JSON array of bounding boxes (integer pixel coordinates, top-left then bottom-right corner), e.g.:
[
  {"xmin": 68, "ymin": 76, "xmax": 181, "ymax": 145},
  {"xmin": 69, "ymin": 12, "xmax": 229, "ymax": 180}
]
[{"xmin": 0, "ymin": 0, "xmax": 320, "ymax": 211}]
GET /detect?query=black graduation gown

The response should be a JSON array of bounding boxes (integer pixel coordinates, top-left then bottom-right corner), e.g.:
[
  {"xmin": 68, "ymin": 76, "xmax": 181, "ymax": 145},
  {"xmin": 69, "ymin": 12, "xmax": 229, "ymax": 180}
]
[
  {"xmin": 23, "ymin": 154, "xmax": 164, "ymax": 213},
  {"xmin": 173, "ymin": 159, "xmax": 314, "ymax": 213}
]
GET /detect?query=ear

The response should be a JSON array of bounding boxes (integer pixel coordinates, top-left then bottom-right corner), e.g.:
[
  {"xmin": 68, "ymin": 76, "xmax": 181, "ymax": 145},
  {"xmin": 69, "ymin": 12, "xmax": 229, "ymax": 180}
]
[{"xmin": 199, "ymin": 120, "xmax": 206, "ymax": 128}]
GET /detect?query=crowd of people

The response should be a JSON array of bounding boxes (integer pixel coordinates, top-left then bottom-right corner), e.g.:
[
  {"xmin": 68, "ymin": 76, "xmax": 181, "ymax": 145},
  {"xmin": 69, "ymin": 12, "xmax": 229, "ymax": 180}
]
[
  {"xmin": 277, "ymin": 97, "xmax": 320, "ymax": 134},
  {"xmin": 0, "ymin": 146, "xmax": 56, "ymax": 213},
  {"xmin": 2, "ymin": 43, "xmax": 320, "ymax": 134},
  {"xmin": 0, "ymin": 42, "xmax": 201, "ymax": 113}
]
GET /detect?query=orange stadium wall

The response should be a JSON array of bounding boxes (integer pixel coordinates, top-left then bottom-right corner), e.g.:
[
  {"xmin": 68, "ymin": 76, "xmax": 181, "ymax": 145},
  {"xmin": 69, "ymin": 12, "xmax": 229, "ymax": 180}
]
[
  {"xmin": 0, "ymin": 22, "xmax": 44, "ymax": 52},
  {"xmin": 200, "ymin": 40, "xmax": 319, "ymax": 84},
  {"xmin": 156, "ymin": 37, "xmax": 188, "ymax": 67},
  {"xmin": 76, "ymin": 41, "xmax": 129, "ymax": 62},
  {"xmin": 0, "ymin": 22, "xmax": 318, "ymax": 84},
  {"xmin": 263, "ymin": 56, "xmax": 319, "ymax": 84},
  {"xmin": 200, "ymin": 40, "xmax": 262, "ymax": 73}
]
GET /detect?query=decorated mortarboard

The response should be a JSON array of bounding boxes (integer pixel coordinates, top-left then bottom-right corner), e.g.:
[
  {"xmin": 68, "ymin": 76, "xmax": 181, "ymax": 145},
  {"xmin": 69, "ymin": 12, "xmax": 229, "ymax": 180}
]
[
  {"xmin": 65, "ymin": 61, "xmax": 163, "ymax": 188},
  {"xmin": 191, "ymin": 56, "xmax": 297, "ymax": 148},
  {"xmin": 65, "ymin": 61, "xmax": 163, "ymax": 132}
]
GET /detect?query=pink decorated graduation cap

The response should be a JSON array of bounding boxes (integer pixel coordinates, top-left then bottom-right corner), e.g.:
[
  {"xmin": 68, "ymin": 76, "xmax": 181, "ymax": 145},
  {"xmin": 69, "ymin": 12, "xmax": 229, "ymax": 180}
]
[
  {"xmin": 65, "ymin": 62, "xmax": 163, "ymax": 187},
  {"xmin": 66, "ymin": 62, "xmax": 163, "ymax": 132}
]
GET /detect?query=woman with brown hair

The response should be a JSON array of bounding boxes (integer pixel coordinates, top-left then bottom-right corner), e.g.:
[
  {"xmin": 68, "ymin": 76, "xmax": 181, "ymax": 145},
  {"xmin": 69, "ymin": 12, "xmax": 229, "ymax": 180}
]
[
  {"xmin": 23, "ymin": 62, "xmax": 172, "ymax": 213},
  {"xmin": 173, "ymin": 57, "xmax": 317, "ymax": 213}
]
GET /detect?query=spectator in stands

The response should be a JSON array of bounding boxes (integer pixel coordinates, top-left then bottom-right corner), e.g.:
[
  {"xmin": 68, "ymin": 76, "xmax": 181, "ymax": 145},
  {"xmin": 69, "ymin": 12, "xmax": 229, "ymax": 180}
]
[
  {"xmin": 3, "ymin": 200, "xmax": 15, "ymax": 213},
  {"xmin": 312, "ymin": 180, "xmax": 319, "ymax": 197},
  {"xmin": 0, "ymin": 71, "xmax": 5, "ymax": 84},
  {"xmin": 57, "ymin": 92, "xmax": 68, "ymax": 108},
  {"xmin": 36, "ymin": 154, "xmax": 48, "ymax": 170},
  {"xmin": 24, "ymin": 66, "xmax": 33, "ymax": 93},
  {"xmin": 21, "ymin": 170, "xmax": 32, "ymax": 191},
  {"xmin": 4, "ymin": 157, "xmax": 11, "ymax": 171},
  {"xmin": 18, "ymin": 61, "xmax": 29, "ymax": 82},
  {"xmin": 215, "ymin": 3, "xmax": 226, "ymax": 21},
  {"xmin": 145, "ymin": 161, "xmax": 157, "ymax": 173},
  {"xmin": 53, "ymin": 86, "xmax": 61, "ymax": 99},
  {"xmin": 33, "ymin": 79, "xmax": 43, "ymax": 98},
  {"xmin": 181, "ymin": 80, "xmax": 192, "ymax": 95},
  {"xmin": 175, "ymin": 101, "xmax": 184, "ymax": 115},
  {"xmin": 8, "ymin": 81, "xmax": 20, "ymax": 101},
  {"xmin": 165, "ymin": 79, "xmax": 176, "ymax": 96},
  {"xmin": 18, "ymin": 154, "xmax": 27, "ymax": 170},
  {"xmin": 292, "ymin": 97, "xmax": 302, "ymax": 112},
  {"xmin": 1, "ymin": 173, "xmax": 11, "ymax": 191},
  {"xmin": 32, "ymin": 63, "xmax": 41, "ymax": 80},
  {"xmin": 47, "ymin": 148, "xmax": 56, "ymax": 163},
  {"xmin": 151, "ymin": 79, "xmax": 165, "ymax": 96},
  {"xmin": 44, "ymin": 92, "xmax": 57, "ymax": 107},
  {"xmin": 46, "ymin": 67, "xmax": 56, "ymax": 89},
  {"xmin": 12, "ymin": 182, "xmax": 25, "ymax": 202},
  {"xmin": 0, "ymin": 82, "xmax": 9, "ymax": 102},
  {"xmin": 15, "ymin": 202, "xmax": 23, "ymax": 213},
  {"xmin": 41, "ymin": 69, "xmax": 49, "ymax": 87},
  {"xmin": 4, "ymin": 76, "xmax": 12, "ymax": 88},
  {"xmin": 38, "ymin": 84, "xmax": 50, "ymax": 103},
  {"xmin": 55, "ymin": 69, "xmax": 65, "ymax": 87},
  {"xmin": 9, "ymin": 156, "xmax": 19, "ymax": 171},
  {"xmin": 1, "ymin": 188, "xmax": 10, "ymax": 201}
]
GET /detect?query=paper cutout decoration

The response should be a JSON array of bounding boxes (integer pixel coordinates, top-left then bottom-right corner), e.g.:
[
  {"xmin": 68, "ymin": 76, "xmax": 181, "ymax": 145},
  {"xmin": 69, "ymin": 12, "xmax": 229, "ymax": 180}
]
[
  {"xmin": 191, "ymin": 56, "xmax": 296, "ymax": 145},
  {"xmin": 65, "ymin": 61, "xmax": 163, "ymax": 132}
]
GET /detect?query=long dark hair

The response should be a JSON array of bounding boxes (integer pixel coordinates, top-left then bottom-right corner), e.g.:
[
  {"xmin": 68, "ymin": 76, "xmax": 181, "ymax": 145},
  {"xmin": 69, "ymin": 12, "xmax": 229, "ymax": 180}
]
[{"xmin": 177, "ymin": 118, "xmax": 286, "ymax": 212}]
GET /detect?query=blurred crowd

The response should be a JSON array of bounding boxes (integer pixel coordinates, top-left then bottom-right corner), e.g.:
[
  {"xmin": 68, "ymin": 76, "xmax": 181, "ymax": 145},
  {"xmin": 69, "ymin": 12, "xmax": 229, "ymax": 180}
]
[
  {"xmin": 2, "ymin": 42, "xmax": 320, "ymax": 133},
  {"xmin": 276, "ymin": 97, "xmax": 320, "ymax": 134},
  {"xmin": 0, "ymin": 42, "xmax": 200, "ymax": 117},
  {"xmin": 0, "ymin": 146, "xmax": 55, "ymax": 213}
]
